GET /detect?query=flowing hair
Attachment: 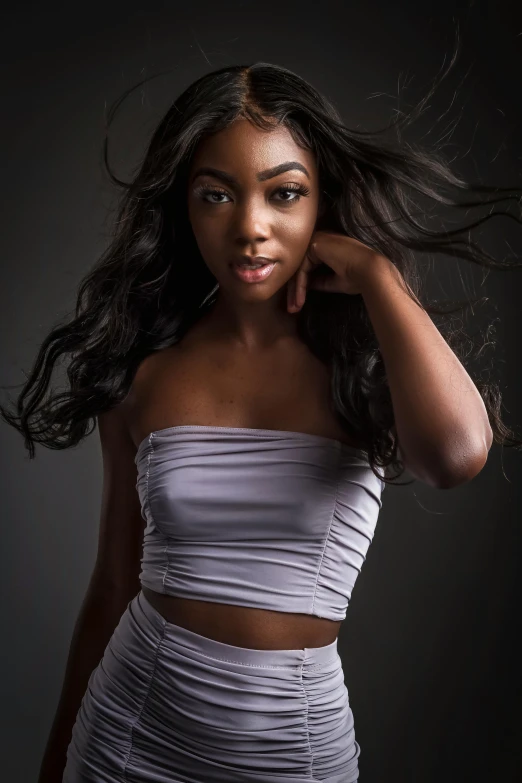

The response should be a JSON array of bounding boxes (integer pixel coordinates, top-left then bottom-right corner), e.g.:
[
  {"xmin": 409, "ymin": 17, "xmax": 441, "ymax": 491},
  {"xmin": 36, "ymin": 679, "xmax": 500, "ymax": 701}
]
[{"xmin": 2, "ymin": 51, "xmax": 521, "ymax": 487}]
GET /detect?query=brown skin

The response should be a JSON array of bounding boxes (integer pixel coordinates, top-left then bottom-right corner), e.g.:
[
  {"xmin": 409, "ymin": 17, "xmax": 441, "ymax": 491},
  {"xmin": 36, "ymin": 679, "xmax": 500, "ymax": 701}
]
[
  {"xmin": 122, "ymin": 116, "xmax": 493, "ymax": 654},
  {"xmin": 185, "ymin": 117, "xmax": 321, "ymax": 349},
  {"xmin": 135, "ymin": 117, "xmax": 493, "ymax": 650},
  {"xmin": 36, "ymin": 118, "xmax": 495, "ymax": 780},
  {"xmin": 128, "ymin": 118, "xmax": 352, "ymax": 649},
  {"xmin": 286, "ymin": 228, "xmax": 493, "ymax": 485}
]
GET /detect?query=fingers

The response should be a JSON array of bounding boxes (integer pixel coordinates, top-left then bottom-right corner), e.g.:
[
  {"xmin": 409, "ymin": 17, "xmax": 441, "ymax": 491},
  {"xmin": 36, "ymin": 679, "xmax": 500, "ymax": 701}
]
[
  {"xmin": 296, "ymin": 253, "xmax": 314, "ymax": 310},
  {"xmin": 296, "ymin": 271, "xmax": 306, "ymax": 310},
  {"xmin": 288, "ymin": 249, "xmax": 316, "ymax": 313},
  {"xmin": 287, "ymin": 278, "xmax": 294, "ymax": 311}
]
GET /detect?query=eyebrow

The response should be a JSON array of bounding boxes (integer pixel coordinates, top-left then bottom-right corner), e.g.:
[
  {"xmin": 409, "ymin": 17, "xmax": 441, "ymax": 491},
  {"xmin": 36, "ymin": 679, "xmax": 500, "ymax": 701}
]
[{"xmin": 190, "ymin": 161, "xmax": 311, "ymax": 185}]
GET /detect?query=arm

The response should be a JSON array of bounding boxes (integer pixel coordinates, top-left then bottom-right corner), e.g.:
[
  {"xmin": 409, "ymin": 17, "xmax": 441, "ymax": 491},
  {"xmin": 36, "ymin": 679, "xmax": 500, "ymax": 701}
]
[
  {"xmin": 359, "ymin": 258, "xmax": 493, "ymax": 489},
  {"xmin": 38, "ymin": 405, "xmax": 145, "ymax": 782}
]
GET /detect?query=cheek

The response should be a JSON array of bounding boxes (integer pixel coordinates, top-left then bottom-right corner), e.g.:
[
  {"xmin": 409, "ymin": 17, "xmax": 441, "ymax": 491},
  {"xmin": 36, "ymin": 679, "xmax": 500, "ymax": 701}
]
[{"xmin": 279, "ymin": 212, "xmax": 316, "ymax": 249}]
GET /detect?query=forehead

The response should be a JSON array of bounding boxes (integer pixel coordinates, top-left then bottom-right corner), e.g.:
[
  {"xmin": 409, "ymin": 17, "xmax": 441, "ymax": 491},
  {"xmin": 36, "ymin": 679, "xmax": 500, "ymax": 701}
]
[{"xmin": 188, "ymin": 118, "xmax": 317, "ymax": 179}]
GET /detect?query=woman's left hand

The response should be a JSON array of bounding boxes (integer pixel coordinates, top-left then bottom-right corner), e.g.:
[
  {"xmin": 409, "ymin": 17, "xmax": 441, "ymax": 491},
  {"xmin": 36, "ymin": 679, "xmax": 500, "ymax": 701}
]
[{"xmin": 287, "ymin": 230, "xmax": 389, "ymax": 313}]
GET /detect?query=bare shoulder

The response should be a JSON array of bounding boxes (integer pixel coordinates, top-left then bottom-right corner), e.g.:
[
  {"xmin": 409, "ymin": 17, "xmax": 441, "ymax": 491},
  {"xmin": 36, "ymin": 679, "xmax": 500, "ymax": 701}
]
[
  {"xmin": 91, "ymin": 345, "xmax": 190, "ymax": 593},
  {"xmin": 117, "ymin": 342, "xmax": 203, "ymax": 450},
  {"xmin": 111, "ymin": 327, "xmax": 368, "ymax": 451}
]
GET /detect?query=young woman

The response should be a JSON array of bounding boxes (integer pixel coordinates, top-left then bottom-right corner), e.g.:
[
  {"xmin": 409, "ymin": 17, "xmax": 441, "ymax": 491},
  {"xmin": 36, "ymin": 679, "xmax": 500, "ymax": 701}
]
[{"xmin": 3, "ymin": 60, "xmax": 521, "ymax": 782}]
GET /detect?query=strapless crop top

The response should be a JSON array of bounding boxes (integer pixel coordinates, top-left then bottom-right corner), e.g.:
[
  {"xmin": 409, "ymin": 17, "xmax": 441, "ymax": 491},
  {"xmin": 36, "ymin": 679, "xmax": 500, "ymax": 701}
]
[{"xmin": 134, "ymin": 425, "xmax": 385, "ymax": 622}]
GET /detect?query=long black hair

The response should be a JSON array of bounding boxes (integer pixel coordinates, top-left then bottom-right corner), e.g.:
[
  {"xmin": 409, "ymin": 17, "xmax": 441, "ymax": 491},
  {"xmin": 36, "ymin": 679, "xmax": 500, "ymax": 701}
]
[{"xmin": 2, "ymin": 53, "xmax": 521, "ymax": 486}]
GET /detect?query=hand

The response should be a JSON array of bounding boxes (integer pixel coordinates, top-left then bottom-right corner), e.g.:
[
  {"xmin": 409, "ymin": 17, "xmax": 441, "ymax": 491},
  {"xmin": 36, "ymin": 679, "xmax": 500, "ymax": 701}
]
[{"xmin": 287, "ymin": 230, "xmax": 389, "ymax": 313}]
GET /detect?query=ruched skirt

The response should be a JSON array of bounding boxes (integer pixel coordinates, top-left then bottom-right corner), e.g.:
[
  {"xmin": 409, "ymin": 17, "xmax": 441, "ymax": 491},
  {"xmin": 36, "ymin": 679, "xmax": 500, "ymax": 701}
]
[{"xmin": 63, "ymin": 590, "xmax": 360, "ymax": 782}]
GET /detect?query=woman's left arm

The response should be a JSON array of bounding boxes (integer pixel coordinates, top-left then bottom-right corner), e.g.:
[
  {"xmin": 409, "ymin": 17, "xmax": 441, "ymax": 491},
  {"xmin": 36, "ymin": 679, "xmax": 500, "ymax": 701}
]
[{"xmin": 359, "ymin": 257, "xmax": 493, "ymax": 489}]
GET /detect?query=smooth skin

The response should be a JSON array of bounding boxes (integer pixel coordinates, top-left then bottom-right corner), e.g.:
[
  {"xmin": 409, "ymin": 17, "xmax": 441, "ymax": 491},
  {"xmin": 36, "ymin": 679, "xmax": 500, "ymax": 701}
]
[
  {"xmin": 98, "ymin": 116, "xmax": 492, "ymax": 654},
  {"xmin": 102, "ymin": 118, "xmax": 356, "ymax": 652},
  {"xmin": 38, "ymin": 117, "xmax": 494, "ymax": 782},
  {"xmin": 185, "ymin": 117, "xmax": 322, "ymax": 348}
]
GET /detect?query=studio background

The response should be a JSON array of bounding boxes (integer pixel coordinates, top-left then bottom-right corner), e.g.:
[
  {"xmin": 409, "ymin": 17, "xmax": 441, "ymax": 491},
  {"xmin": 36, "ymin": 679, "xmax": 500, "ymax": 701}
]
[{"xmin": 1, "ymin": 1, "xmax": 521, "ymax": 781}]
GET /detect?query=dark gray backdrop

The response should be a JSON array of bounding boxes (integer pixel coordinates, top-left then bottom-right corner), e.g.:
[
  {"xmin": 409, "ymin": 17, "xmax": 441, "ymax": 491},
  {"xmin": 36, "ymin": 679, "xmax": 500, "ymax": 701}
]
[{"xmin": 1, "ymin": 1, "xmax": 521, "ymax": 781}]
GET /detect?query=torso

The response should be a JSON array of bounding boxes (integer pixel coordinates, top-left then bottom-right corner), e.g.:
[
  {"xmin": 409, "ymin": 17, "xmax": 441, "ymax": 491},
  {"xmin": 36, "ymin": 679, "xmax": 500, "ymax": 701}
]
[{"xmin": 123, "ymin": 317, "xmax": 366, "ymax": 651}]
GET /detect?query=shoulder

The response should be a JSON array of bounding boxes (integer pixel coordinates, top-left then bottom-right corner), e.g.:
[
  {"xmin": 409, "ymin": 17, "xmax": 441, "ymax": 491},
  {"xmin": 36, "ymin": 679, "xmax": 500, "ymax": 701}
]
[
  {"xmin": 123, "ymin": 345, "xmax": 181, "ymax": 406},
  {"xmin": 117, "ymin": 341, "xmax": 204, "ymax": 447}
]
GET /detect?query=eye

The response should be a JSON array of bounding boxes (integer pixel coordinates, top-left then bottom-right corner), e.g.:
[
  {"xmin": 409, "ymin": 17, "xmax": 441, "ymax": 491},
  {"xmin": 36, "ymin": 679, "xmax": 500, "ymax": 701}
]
[
  {"xmin": 197, "ymin": 187, "xmax": 230, "ymax": 204},
  {"xmin": 194, "ymin": 182, "xmax": 311, "ymax": 205},
  {"xmin": 274, "ymin": 183, "xmax": 311, "ymax": 204}
]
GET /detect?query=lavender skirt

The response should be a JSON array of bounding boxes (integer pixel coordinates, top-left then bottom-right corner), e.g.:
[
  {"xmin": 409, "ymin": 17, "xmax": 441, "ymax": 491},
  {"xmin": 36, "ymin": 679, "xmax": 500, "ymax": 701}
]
[{"xmin": 63, "ymin": 590, "xmax": 360, "ymax": 782}]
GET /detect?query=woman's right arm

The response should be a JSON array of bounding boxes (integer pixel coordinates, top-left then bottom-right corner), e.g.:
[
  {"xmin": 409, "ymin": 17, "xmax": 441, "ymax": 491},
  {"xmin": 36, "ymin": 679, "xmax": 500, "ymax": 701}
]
[{"xmin": 37, "ymin": 405, "xmax": 145, "ymax": 782}]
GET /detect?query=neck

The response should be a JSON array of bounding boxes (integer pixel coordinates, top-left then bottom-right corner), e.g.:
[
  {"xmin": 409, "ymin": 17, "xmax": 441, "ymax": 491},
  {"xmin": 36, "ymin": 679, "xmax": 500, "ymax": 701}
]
[{"xmin": 202, "ymin": 287, "xmax": 299, "ymax": 351}]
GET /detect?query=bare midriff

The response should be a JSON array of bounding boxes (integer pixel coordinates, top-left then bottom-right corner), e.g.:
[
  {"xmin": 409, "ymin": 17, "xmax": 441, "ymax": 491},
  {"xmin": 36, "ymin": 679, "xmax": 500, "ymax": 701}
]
[
  {"xmin": 128, "ymin": 334, "xmax": 362, "ymax": 652},
  {"xmin": 141, "ymin": 586, "xmax": 342, "ymax": 650}
]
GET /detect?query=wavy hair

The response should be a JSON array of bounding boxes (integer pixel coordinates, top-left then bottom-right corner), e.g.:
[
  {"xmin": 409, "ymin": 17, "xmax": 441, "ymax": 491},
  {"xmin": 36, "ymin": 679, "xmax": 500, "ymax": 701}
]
[{"xmin": 2, "ymin": 52, "xmax": 522, "ymax": 486}]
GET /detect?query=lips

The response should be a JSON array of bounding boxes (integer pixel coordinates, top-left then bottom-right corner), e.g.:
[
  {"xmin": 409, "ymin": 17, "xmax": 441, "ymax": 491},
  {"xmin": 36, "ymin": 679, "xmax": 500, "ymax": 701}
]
[
  {"xmin": 230, "ymin": 259, "xmax": 277, "ymax": 283},
  {"xmin": 234, "ymin": 256, "xmax": 274, "ymax": 266}
]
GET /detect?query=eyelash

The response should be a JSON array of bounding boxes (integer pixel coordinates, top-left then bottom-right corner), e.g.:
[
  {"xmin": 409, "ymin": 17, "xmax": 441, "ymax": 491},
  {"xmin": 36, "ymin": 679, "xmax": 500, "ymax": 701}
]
[{"xmin": 195, "ymin": 182, "xmax": 311, "ymax": 205}]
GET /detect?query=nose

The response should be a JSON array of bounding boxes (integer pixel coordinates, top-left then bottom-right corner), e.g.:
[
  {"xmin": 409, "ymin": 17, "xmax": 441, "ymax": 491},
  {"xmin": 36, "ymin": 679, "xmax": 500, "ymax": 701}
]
[{"xmin": 232, "ymin": 197, "xmax": 271, "ymax": 247}]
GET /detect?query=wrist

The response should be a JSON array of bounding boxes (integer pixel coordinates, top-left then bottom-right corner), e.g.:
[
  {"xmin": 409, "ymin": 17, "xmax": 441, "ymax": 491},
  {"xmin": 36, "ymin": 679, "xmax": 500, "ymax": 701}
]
[{"xmin": 358, "ymin": 255, "xmax": 398, "ymax": 298}]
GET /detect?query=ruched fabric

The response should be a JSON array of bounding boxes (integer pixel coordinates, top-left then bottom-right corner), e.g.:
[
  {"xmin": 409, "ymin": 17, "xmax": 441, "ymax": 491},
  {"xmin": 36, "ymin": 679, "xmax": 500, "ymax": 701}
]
[
  {"xmin": 63, "ymin": 589, "xmax": 361, "ymax": 782},
  {"xmin": 63, "ymin": 425, "xmax": 384, "ymax": 780},
  {"xmin": 134, "ymin": 425, "xmax": 384, "ymax": 622}
]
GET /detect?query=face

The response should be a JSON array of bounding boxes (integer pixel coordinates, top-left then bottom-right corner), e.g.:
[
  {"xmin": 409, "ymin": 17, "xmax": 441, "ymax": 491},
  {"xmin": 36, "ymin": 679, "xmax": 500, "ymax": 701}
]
[{"xmin": 186, "ymin": 118, "xmax": 320, "ymax": 303}]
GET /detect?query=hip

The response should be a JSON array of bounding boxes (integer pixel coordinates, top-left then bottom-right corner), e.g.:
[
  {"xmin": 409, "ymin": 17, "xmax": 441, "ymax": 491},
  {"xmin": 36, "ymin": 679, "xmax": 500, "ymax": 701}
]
[{"xmin": 63, "ymin": 590, "xmax": 360, "ymax": 782}]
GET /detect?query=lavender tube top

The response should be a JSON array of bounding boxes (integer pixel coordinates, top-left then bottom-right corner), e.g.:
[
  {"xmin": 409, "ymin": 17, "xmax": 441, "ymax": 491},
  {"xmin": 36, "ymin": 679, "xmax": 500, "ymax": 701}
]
[{"xmin": 134, "ymin": 425, "xmax": 385, "ymax": 622}]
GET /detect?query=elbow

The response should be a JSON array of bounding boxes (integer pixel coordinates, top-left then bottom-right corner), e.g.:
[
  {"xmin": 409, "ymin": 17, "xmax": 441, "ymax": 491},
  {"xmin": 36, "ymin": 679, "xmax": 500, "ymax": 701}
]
[
  {"xmin": 400, "ymin": 433, "xmax": 492, "ymax": 490},
  {"xmin": 432, "ymin": 446, "xmax": 491, "ymax": 490}
]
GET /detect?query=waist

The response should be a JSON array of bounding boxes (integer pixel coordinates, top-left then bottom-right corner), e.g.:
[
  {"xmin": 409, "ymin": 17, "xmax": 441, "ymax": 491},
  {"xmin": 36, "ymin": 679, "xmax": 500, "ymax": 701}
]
[{"xmin": 141, "ymin": 586, "xmax": 342, "ymax": 650}]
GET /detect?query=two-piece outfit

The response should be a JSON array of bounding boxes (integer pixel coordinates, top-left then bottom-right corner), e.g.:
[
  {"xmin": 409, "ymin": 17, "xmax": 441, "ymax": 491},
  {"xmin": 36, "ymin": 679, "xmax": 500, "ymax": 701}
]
[{"xmin": 63, "ymin": 425, "xmax": 384, "ymax": 782}]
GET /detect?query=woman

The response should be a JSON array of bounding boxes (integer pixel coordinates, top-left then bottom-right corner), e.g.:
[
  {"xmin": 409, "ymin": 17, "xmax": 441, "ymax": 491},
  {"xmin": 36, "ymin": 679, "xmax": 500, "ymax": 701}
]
[{"xmin": 3, "ymin": 60, "xmax": 521, "ymax": 782}]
